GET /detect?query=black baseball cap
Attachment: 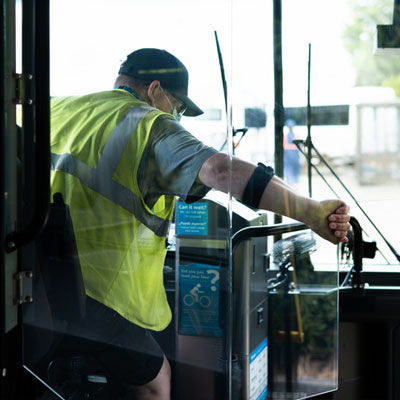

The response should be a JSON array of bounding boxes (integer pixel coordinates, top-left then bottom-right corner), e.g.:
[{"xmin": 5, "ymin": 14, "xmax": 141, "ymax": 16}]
[{"xmin": 119, "ymin": 48, "xmax": 203, "ymax": 117}]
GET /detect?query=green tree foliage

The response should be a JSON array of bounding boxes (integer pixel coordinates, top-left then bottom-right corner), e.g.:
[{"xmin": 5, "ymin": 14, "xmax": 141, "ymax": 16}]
[{"xmin": 343, "ymin": 0, "xmax": 400, "ymax": 94}]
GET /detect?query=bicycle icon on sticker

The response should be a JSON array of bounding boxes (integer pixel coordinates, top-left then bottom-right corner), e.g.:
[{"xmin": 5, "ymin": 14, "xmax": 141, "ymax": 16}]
[{"xmin": 183, "ymin": 284, "xmax": 211, "ymax": 308}]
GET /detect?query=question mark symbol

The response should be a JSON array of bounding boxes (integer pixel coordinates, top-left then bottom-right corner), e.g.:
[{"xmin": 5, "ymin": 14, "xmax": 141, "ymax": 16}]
[{"xmin": 207, "ymin": 269, "xmax": 219, "ymax": 292}]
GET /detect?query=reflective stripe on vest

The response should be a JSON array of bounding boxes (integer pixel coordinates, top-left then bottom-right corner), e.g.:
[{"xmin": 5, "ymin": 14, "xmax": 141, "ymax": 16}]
[{"xmin": 51, "ymin": 105, "xmax": 170, "ymax": 237}]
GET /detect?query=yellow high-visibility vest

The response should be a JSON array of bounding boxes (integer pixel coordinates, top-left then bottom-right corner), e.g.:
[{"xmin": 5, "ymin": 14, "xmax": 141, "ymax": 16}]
[{"xmin": 50, "ymin": 89, "xmax": 175, "ymax": 331}]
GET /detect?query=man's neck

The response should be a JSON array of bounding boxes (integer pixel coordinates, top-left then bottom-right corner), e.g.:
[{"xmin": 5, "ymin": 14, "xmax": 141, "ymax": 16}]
[{"xmin": 114, "ymin": 86, "xmax": 142, "ymax": 100}]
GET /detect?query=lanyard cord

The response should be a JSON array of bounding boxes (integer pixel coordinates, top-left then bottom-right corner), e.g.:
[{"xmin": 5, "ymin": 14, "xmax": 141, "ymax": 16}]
[{"xmin": 114, "ymin": 85, "xmax": 142, "ymax": 100}]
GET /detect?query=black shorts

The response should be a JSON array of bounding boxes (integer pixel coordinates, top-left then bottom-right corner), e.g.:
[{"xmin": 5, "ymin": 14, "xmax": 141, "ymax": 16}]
[{"xmin": 63, "ymin": 296, "xmax": 165, "ymax": 386}]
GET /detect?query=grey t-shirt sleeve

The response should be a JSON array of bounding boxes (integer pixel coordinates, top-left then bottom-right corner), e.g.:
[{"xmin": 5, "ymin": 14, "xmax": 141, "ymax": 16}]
[{"xmin": 138, "ymin": 114, "xmax": 218, "ymax": 207}]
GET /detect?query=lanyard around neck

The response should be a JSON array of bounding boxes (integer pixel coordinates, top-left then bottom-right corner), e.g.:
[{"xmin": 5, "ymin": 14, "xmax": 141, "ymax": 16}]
[{"xmin": 114, "ymin": 86, "xmax": 141, "ymax": 100}]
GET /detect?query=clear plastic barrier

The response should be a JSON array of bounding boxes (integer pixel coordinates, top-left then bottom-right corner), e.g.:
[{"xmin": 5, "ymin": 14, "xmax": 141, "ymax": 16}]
[
  {"xmin": 267, "ymin": 231, "xmax": 338, "ymax": 399},
  {"xmin": 22, "ymin": 1, "xmax": 341, "ymax": 400},
  {"xmin": 25, "ymin": 1, "xmax": 235, "ymax": 399}
]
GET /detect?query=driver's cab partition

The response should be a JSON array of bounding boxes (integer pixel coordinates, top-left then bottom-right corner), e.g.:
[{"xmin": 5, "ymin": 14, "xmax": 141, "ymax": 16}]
[
  {"xmin": 22, "ymin": 191, "xmax": 339, "ymax": 400},
  {"xmin": 174, "ymin": 192, "xmax": 339, "ymax": 400},
  {"xmin": 248, "ymin": 225, "xmax": 339, "ymax": 400}
]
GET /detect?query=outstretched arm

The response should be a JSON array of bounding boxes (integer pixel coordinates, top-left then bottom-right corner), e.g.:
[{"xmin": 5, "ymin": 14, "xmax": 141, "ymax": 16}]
[{"xmin": 198, "ymin": 153, "xmax": 350, "ymax": 244}]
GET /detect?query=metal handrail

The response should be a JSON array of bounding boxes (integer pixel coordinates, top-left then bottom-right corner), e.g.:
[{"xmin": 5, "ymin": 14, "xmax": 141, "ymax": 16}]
[{"xmin": 232, "ymin": 221, "xmax": 307, "ymax": 252}]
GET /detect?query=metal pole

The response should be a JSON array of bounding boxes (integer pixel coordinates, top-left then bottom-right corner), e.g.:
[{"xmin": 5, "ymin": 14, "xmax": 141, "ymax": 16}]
[
  {"xmin": 394, "ymin": 0, "xmax": 400, "ymax": 25},
  {"xmin": 1, "ymin": 0, "xmax": 19, "ymax": 398},
  {"xmin": 273, "ymin": 0, "xmax": 283, "ymax": 225},
  {"xmin": 5, "ymin": 0, "xmax": 50, "ymax": 252},
  {"xmin": 306, "ymin": 44, "xmax": 312, "ymax": 197}
]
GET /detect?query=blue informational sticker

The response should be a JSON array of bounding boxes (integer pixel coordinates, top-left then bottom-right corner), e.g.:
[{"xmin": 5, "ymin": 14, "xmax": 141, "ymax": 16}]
[
  {"xmin": 250, "ymin": 337, "xmax": 268, "ymax": 400},
  {"xmin": 176, "ymin": 201, "xmax": 208, "ymax": 236},
  {"xmin": 179, "ymin": 263, "xmax": 222, "ymax": 337}
]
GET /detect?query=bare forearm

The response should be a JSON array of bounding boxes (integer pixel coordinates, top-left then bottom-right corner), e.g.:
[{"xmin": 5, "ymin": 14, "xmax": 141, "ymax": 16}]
[
  {"xmin": 259, "ymin": 176, "xmax": 350, "ymax": 243},
  {"xmin": 200, "ymin": 155, "xmax": 318, "ymax": 221},
  {"xmin": 259, "ymin": 175, "xmax": 319, "ymax": 222},
  {"xmin": 198, "ymin": 153, "xmax": 350, "ymax": 244},
  {"xmin": 200, "ymin": 155, "xmax": 316, "ymax": 222}
]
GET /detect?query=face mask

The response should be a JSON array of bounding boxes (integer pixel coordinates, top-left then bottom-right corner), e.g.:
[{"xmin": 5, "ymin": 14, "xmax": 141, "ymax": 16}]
[
  {"xmin": 171, "ymin": 107, "xmax": 182, "ymax": 122},
  {"xmin": 160, "ymin": 87, "xmax": 183, "ymax": 122}
]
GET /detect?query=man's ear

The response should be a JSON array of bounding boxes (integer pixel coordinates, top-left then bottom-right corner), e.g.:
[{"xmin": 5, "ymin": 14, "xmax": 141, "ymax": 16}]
[{"xmin": 147, "ymin": 80, "xmax": 161, "ymax": 103}]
